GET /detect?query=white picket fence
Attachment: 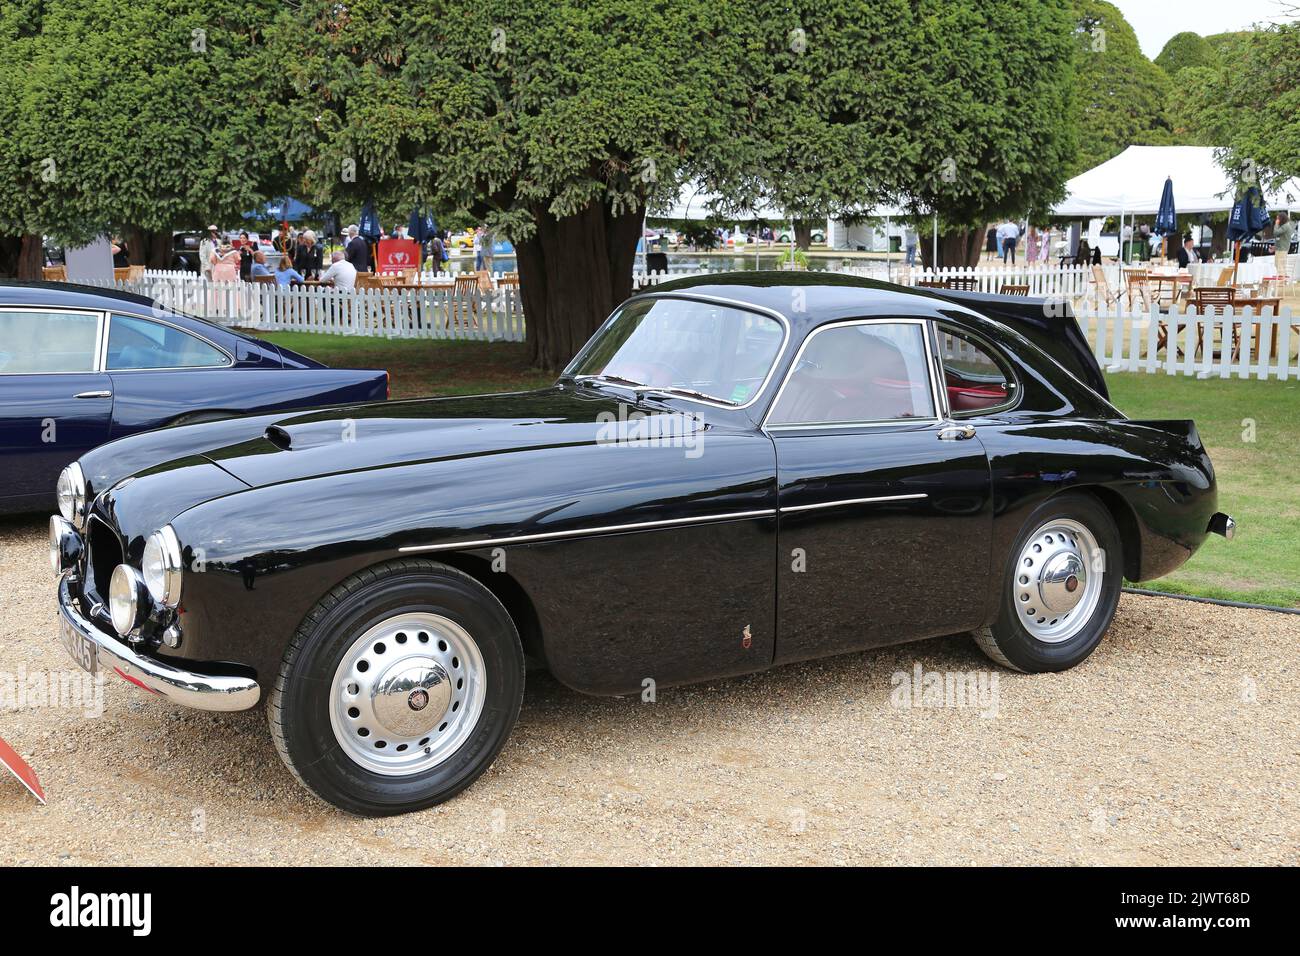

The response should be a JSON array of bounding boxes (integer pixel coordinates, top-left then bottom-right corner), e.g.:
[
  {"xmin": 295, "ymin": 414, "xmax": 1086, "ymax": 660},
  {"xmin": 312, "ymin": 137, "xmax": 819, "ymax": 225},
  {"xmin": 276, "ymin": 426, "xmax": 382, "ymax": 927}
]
[{"xmin": 1077, "ymin": 304, "xmax": 1297, "ymax": 380}]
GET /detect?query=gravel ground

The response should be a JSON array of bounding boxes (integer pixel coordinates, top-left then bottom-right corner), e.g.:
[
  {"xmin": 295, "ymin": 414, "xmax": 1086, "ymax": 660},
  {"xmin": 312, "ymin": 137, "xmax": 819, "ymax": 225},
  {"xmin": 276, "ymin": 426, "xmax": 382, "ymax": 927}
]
[{"xmin": 1, "ymin": 513, "xmax": 1296, "ymax": 866}]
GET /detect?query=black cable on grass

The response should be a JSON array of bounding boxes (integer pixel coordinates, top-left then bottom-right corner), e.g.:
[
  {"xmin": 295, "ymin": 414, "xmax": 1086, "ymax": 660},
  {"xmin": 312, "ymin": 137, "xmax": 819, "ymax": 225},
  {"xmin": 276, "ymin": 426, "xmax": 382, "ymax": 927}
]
[{"xmin": 1122, "ymin": 586, "xmax": 1300, "ymax": 615}]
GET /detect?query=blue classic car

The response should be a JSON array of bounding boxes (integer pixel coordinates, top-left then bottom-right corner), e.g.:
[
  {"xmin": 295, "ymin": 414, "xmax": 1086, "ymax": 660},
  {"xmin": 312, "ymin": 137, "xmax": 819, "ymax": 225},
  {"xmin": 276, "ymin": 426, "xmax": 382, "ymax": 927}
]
[{"xmin": 0, "ymin": 281, "xmax": 388, "ymax": 514}]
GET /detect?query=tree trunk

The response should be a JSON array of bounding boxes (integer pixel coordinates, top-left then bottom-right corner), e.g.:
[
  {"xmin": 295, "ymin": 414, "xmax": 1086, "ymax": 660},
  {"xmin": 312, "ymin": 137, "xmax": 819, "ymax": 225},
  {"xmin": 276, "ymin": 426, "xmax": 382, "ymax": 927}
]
[
  {"xmin": 0, "ymin": 234, "xmax": 44, "ymax": 279},
  {"xmin": 515, "ymin": 199, "xmax": 644, "ymax": 371},
  {"xmin": 919, "ymin": 227, "xmax": 981, "ymax": 270},
  {"xmin": 793, "ymin": 219, "xmax": 814, "ymax": 251},
  {"xmin": 124, "ymin": 226, "xmax": 172, "ymax": 269}
]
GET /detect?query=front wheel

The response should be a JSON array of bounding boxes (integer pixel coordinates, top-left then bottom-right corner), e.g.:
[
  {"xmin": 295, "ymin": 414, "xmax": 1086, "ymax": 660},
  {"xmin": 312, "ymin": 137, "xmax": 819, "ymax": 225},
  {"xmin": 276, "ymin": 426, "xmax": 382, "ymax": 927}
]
[
  {"xmin": 973, "ymin": 493, "xmax": 1122, "ymax": 673},
  {"xmin": 268, "ymin": 560, "xmax": 524, "ymax": 815}
]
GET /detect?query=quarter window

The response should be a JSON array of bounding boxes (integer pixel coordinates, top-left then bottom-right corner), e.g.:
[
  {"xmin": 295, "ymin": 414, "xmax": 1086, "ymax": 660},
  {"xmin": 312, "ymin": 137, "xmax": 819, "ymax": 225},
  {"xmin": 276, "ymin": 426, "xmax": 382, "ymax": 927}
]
[
  {"xmin": 107, "ymin": 314, "xmax": 228, "ymax": 369},
  {"xmin": 0, "ymin": 310, "xmax": 100, "ymax": 373},
  {"xmin": 767, "ymin": 322, "xmax": 936, "ymax": 426},
  {"xmin": 936, "ymin": 327, "xmax": 1013, "ymax": 415}
]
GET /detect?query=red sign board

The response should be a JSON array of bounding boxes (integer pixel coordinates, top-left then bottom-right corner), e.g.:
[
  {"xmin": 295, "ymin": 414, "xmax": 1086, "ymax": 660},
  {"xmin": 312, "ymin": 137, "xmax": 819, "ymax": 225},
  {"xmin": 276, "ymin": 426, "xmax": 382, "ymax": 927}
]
[{"xmin": 376, "ymin": 238, "xmax": 422, "ymax": 274}]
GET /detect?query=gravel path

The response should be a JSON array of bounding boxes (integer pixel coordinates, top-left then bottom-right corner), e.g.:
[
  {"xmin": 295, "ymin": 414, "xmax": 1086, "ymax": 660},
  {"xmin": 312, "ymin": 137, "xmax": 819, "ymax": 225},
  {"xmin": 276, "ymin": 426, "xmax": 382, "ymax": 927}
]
[{"xmin": 2, "ymin": 514, "xmax": 1296, "ymax": 865}]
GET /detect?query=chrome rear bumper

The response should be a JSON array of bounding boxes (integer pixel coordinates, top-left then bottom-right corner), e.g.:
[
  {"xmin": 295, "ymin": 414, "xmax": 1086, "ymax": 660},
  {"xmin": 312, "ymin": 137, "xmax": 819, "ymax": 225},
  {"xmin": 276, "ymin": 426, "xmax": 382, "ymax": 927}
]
[{"xmin": 57, "ymin": 573, "xmax": 261, "ymax": 711}]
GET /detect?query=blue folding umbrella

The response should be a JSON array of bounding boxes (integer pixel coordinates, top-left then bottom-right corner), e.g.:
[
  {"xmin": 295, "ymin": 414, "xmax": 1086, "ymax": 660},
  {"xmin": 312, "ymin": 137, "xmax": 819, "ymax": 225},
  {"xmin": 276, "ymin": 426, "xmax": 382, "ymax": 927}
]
[
  {"xmin": 357, "ymin": 201, "xmax": 382, "ymax": 242},
  {"xmin": 1153, "ymin": 177, "xmax": 1177, "ymax": 259},
  {"xmin": 407, "ymin": 208, "xmax": 438, "ymax": 243},
  {"xmin": 1227, "ymin": 185, "xmax": 1271, "ymax": 282}
]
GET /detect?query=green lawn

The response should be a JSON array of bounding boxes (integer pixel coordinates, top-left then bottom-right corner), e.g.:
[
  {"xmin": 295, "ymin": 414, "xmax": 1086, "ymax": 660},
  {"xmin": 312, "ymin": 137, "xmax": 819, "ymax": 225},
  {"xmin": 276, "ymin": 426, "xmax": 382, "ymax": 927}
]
[
  {"xmin": 255, "ymin": 332, "xmax": 554, "ymax": 399},
  {"xmin": 1105, "ymin": 372, "xmax": 1300, "ymax": 607},
  {"xmin": 255, "ymin": 332, "xmax": 1298, "ymax": 607}
]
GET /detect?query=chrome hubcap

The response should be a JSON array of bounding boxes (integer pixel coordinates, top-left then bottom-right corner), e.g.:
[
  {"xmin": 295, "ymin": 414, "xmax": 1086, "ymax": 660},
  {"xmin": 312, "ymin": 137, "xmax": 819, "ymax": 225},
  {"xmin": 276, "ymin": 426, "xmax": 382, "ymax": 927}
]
[
  {"xmin": 1013, "ymin": 518, "xmax": 1104, "ymax": 644},
  {"xmin": 329, "ymin": 613, "xmax": 486, "ymax": 776}
]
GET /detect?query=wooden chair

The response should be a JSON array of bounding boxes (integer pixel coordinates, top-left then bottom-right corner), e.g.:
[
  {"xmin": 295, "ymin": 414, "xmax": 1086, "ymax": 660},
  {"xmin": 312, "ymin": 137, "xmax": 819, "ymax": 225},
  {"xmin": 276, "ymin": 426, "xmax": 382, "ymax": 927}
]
[
  {"xmin": 1213, "ymin": 266, "xmax": 1235, "ymax": 287},
  {"xmin": 497, "ymin": 273, "xmax": 520, "ymax": 289},
  {"xmin": 252, "ymin": 274, "xmax": 276, "ymax": 286},
  {"xmin": 998, "ymin": 284, "xmax": 1029, "ymax": 296},
  {"xmin": 914, "ymin": 279, "xmax": 945, "ymax": 288},
  {"xmin": 943, "ymin": 276, "xmax": 980, "ymax": 291},
  {"xmin": 475, "ymin": 269, "xmax": 495, "ymax": 292},
  {"xmin": 450, "ymin": 274, "xmax": 481, "ymax": 328},
  {"xmin": 1089, "ymin": 265, "xmax": 1120, "ymax": 310},
  {"xmin": 1180, "ymin": 287, "xmax": 1237, "ymax": 358},
  {"xmin": 354, "ymin": 272, "xmax": 383, "ymax": 290},
  {"xmin": 42, "ymin": 265, "xmax": 67, "ymax": 282},
  {"xmin": 1122, "ymin": 268, "xmax": 1150, "ymax": 309},
  {"xmin": 113, "ymin": 267, "xmax": 132, "ymax": 282}
]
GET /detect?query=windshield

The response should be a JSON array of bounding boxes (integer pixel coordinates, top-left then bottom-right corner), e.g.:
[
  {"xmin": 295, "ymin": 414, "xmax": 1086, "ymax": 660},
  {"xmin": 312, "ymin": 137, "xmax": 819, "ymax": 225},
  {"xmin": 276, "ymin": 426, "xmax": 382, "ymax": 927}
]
[{"xmin": 565, "ymin": 297, "xmax": 785, "ymax": 405}]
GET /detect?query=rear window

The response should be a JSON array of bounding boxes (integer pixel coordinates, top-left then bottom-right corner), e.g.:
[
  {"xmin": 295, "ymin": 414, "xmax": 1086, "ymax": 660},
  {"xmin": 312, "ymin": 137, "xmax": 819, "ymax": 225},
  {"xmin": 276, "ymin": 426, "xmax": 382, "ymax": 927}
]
[{"xmin": 0, "ymin": 310, "xmax": 100, "ymax": 373}]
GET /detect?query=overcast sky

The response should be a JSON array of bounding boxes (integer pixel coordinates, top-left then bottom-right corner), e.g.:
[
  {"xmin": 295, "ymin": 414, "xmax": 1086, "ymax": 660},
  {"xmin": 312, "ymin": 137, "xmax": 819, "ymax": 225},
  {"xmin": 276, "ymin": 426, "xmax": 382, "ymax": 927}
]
[{"xmin": 1111, "ymin": 0, "xmax": 1297, "ymax": 58}]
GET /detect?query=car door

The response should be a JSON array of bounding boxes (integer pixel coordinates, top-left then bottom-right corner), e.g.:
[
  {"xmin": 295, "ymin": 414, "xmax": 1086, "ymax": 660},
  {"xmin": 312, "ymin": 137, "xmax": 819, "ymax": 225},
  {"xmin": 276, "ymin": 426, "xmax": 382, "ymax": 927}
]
[
  {"xmin": 0, "ymin": 307, "xmax": 112, "ymax": 509},
  {"xmin": 767, "ymin": 318, "xmax": 993, "ymax": 664},
  {"xmin": 103, "ymin": 312, "xmax": 233, "ymax": 438}
]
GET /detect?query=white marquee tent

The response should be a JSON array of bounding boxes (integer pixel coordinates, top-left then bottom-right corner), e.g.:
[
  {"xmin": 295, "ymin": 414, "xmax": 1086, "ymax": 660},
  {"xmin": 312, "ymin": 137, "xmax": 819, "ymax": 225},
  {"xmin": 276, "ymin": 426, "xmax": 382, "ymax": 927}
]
[{"xmin": 1053, "ymin": 145, "xmax": 1300, "ymax": 217}]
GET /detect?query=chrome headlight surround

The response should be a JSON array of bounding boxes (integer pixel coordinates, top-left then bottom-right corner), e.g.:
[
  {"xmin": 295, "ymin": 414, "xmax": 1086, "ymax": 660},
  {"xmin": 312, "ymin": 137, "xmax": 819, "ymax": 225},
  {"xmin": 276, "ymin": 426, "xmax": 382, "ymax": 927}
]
[
  {"xmin": 49, "ymin": 515, "xmax": 82, "ymax": 575},
  {"xmin": 56, "ymin": 462, "xmax": 88, "ymax": 525},
  {"xmin": 109, "ymin": 564, "xmax": 149, "ymax": 637},
  {"xmin": 142, "ymin": 526, "xmax": 184, "ymax": 608}
]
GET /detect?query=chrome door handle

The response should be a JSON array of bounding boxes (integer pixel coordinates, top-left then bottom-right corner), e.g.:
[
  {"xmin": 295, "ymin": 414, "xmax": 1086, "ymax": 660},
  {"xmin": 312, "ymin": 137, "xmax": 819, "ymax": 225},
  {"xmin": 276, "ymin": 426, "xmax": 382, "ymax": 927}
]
[
  {"xmin": 73, "ymin": 390, "xmax": 112, "ymax": 399},
  {"xmin": 938, "ymin": 423, "xmax": 976, "ymax": 441}
]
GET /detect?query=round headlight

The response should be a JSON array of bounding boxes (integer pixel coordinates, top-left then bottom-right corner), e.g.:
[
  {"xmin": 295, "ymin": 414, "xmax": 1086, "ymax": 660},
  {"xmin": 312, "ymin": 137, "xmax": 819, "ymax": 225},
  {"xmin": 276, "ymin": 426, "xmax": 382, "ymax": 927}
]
[
  {"xmin": 49, "ymin": 515, "xmax": 81, "ymax": 575},
  {"xmin": 142, "ymin": 526, "xmax": 183, "ymax": 608},
  {"xmin": 56, "ymin": 462, "xmax": 87, "ymax": 524},
  {"xmin": 108, "ymin": 564, "xmax": 148, "ymax": 637}
]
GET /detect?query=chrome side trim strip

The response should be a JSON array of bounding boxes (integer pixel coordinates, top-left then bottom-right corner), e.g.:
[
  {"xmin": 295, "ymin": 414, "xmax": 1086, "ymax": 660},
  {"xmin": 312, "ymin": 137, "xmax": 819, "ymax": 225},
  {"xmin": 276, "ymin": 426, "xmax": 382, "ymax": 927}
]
[
  {"xmin": 398, "ymin": 509, "xmax": 777, "ymax": 553},
  {"xmin": 781, "ymin": 493, "xmax": 928, "ymax": 513}
]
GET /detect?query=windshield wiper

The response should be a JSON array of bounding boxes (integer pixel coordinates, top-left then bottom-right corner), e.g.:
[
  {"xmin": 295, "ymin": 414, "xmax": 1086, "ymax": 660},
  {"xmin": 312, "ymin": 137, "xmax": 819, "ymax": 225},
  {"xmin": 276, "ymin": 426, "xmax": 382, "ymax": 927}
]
[
  {"xmin": 580, "ymin": 373, "xmax": 647, "ymax": 389},
  {"xmin": 648, "ymin": 386, "xmax": 739, "ymax": 406}
]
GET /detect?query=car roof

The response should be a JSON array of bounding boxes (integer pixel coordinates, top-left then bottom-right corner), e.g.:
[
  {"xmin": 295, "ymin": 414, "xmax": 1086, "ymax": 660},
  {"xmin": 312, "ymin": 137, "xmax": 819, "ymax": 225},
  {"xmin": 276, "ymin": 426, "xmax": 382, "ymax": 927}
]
[
  {"xmin": 0, "ymin": 279, "xmax": 262, "ymax": 352},
  {"xmin": 642, "ymin": 270, "xmax": 975, "ymax": 329}
]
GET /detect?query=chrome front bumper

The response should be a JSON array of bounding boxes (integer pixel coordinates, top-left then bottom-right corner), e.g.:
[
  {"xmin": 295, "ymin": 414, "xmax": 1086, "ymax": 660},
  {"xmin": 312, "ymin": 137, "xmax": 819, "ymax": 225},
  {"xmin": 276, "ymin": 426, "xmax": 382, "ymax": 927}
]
[{"xmin": 57, "ymin": 573, "xmax": 261, "ymax": 711}]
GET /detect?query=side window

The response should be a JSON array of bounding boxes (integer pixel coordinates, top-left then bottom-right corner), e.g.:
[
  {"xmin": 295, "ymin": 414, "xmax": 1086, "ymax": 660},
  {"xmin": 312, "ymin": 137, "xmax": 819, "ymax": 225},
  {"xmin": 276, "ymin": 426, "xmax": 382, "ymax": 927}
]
[
  {"xmin": 936, "ymin": 327, "xmax": 1014, "ymax": 416},
  {"xmin": 0, "ymin": 310, "xmax": 100, "ymax": 373},
  {"xmin": 768, "ymin": 322, "xmax": 936, "ymax": 426},
  {"xmin": 107, "ymin": 314, "xmax": 228, "ymax": 370}
]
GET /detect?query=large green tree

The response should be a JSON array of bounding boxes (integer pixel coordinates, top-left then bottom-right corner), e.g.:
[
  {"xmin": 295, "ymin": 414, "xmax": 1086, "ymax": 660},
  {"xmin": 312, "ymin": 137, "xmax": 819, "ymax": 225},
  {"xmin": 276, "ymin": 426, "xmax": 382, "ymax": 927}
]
[
  {"xmin": 273, "ymin": 0, "xmax": 756, "ymax": 370},
  {"xmin": 1154, "ymin": 31, "xmax": 1219, "ymax": 76},
  {"xmin": 19, "ymin": 0, "xmax": 286, "ymax": 267},
  {"xmin": 1174, "ymin": 23, "xmax": 1300, "ymax": 187},
  {"xmin": 1069, "ymin": 0, "xmax": 1171, "ymax": 176},
  {"xmin": 0, "ymin": 0, "xmax": 46, "ymax": 278}
]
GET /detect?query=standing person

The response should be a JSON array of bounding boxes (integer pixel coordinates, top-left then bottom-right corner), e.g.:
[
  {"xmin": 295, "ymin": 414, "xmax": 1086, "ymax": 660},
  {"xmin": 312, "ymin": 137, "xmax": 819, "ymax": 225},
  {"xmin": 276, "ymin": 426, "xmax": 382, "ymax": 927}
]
[
  {"xmin": 472, "ymin": 226, "xmax": 484, "ymax": 270},
  {"xmin": 999, "ymin": 220, "xmax": 1020, "ymax": 263},
  {"xmin": 344, "ymin": 225, "xmax": 370, "ymax": 272},
  {"xmin": 1025, "ymin": 226, "xmax": 1040, "ymax": 264},
  {"xmin": 480, "ymin": 226, "xmax": 495, "ymax": 274},
  {"xmin": 238, "ymin": 231, "xmax": 255, "ymax": 280},
  {"xmin": 1274, "ymin": 213, "xmax": 1296, "ymax": 284},
  {"xmin": 1120, "ymin": 220, "xmax": 1133, "ymax": 262},
  {"xmin": 429, "ymin": 232, "xmax": 446, "ymax": 273},
  {"xmin": 294, "ymin": 230, "xmax": 321, "ymax": 279},
  {"xmin": 210, "ymin": 243, "xmax": 240, "ymax": 282},
  {"xmin": 904, "ymin": 224, "xmax": 918, "ymax": 266},
  {"xmin": 985, "ymin": 226, "xmax": 999, "ymax": 261},
  {"xmin": 198, "ymin": 225, "xmax": 220, "ymax": 279},
  {"xmin": 319, "ymin": 250, "xmax": 358, "ymax": 290}
]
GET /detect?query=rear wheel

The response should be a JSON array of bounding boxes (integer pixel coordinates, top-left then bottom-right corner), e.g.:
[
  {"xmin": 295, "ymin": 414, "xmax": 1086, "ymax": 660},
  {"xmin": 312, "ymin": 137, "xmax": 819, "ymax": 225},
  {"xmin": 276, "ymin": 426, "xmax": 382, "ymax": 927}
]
[
  {"xmin": 973, "ymin": 493, "xmax": 1122, "ymax": 673},
  {"xmin": 268, "ymin": 559, "xmax": 524, "ymax": 815}
]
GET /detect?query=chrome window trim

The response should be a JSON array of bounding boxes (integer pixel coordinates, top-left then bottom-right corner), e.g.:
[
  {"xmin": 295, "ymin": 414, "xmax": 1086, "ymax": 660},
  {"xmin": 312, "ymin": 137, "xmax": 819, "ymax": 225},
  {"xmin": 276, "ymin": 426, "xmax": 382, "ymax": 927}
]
[
  {"xmin": 399, "ymin": 508, "xmax": 777, "ymax": 553},
  {"xmin": 0, "ymin": 306, "xmax": 107, "ymax": 375},
  {"xmin": 761, "ymin": 317, "xmax": 943, "ymax": 430},
  {"xmin": 564, "ymin": 292, "xmax": 791, "ymax": 412},
  {"xmin": 102, "ymin": 311, "xmax": 234, "ymax": 372},
  {"xmin": 932, "ymin": 320, "xmax": 1021, "ymax": 419}
]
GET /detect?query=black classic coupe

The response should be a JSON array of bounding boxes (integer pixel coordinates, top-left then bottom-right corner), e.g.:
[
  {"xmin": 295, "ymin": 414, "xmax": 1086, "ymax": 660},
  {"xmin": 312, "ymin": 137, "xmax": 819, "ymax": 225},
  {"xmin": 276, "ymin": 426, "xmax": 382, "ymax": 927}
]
[{"xmin": 51, "ymin": 272, "xmax": 1232, "ymax": 815}]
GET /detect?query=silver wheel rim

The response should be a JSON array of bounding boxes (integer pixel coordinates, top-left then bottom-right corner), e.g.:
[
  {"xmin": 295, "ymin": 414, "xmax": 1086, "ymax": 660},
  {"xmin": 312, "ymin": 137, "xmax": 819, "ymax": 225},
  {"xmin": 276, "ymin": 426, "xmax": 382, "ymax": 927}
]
[
  {"xmin": 329, "ymin": 612, "xmax": 486, "ymax": 776},
  {"xmin": 1012, "ymin": 518, "xmax": 1105, "ymax": 644}
]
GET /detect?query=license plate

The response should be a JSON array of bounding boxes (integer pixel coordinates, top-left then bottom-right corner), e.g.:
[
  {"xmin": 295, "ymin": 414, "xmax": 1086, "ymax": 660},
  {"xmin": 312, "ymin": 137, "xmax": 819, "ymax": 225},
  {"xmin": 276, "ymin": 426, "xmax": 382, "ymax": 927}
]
[{"xmin": 59, "ymin": 616, "xmax": 98, "ymax": 675}]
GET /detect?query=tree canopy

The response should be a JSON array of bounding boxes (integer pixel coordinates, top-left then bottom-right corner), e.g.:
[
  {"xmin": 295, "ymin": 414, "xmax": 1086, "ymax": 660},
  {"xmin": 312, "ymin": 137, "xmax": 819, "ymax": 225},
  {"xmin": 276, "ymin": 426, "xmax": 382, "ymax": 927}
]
[
  {"xmin": 1069, "ymin": 0, "xmax": 1172, "ymax": 176},
  {"xmin": 1154, "ymin": 31, "xmax": 1219, "ymax": 76}
]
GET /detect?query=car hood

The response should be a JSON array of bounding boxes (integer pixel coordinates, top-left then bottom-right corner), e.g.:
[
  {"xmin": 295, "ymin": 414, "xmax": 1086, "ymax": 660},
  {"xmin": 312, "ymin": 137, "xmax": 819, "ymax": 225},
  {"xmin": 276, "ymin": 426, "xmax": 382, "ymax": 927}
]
[{"xmin": 199, "ymin": 387, "xmax": 706, "ymax": 489}]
